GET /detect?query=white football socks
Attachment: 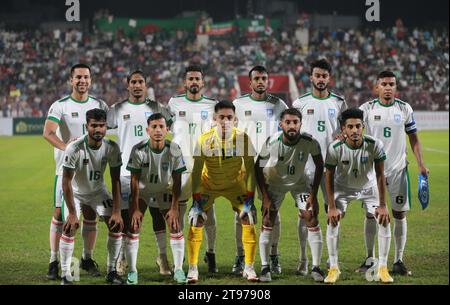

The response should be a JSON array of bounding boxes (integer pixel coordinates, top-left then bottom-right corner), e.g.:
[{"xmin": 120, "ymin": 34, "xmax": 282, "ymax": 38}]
[
  {"xmin": 297, "ymin": 216, "xmax": 308, "ymax": 262},
  {"xmin": 259, "ymin": 226, "xmax": 273, "ymax": 266},
  {"xmin": 364, "ymin": 217, "xmax": 377, "ymax": 258},
  {"xmin": 394, "ymin": 217, "xmax": 407, "ymax": 262},
  {"xmin": 326, "ymin": 223, "xmax": 340, "ymax": 268},
  {"xmin": 107, "ymin": 232, "xmax": 122, "ymax": 272},
  {"xmin": 170, "ymin": 232, "xmax": 185, "ymax": 271},
  {"xmin": 308, "ymin": 225, "xmax": 323, "ymax": 267},
  {"xmin": 126, "ymin": 233, "xmax": 139, "ymax": 272}
]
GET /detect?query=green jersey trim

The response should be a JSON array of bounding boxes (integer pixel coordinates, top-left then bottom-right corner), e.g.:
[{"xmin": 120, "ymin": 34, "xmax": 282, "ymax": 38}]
[
  {"xmin": 333, "ymin": 141, "xmax": 344, "ymax": 148},
  {"xmin": 174, "ymin": 166, "xmax": 187, "ymax": 174},
  {"xmin": 57, "ymin": 96, "xmax": 70, "ymax": 103},
  {"xmin": 70, "ymin": 95, "xmax": 89, "ymax": 104},
  {"xmin": 185, "ymin": 94, "xmax": 204, "ymax": 102},
  {"xmin": 374, "ymin": 155, "xmax": 387, "ymax": 162},
  {"xmin": 48, "ymin": 116, "xmax": 60, "ymax": 123},
  {"xmin": 127, "ymin": 99, "xmax": 146, "ymax": 106}
]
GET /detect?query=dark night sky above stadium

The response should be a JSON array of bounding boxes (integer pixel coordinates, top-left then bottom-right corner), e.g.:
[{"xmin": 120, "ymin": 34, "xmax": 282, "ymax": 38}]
[{"xmin": 1, "ymin": 0, "xmax": 448, "ymax": 26}]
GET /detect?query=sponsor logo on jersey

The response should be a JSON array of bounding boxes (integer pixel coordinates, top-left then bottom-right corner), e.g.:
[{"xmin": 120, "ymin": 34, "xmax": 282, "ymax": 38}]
[
  {"xmin": 145, "ymin": 112, "xmax": 153, "ymax": 117},
  {"xmin": 394, "ymin": 114, "xmax": 401, "ymax": 124},
  {"xmin": 201, "ymin": 111, "xmax": 208, "ymax": 120},
  {"xmin": 245, "ymin": 110, "xmax": 252, "ymax": 116},
  {"xmin": 342, "ymin": 160, "xmax": 349, "ymax": 165},
  {"xmin": 307, "ymin": 109, "xmax": 314, "ymax": 115},
  {"xmin": 123, "ymin": 114, "xmax": 131, "ymax": 120},
  {"xmin": 298, "ymin": 152, "xmax": 304, "ymax": 161},
  {"xmin": 162, "ymin": 162, "xmax": 169, "ymax": 171},
  {"xmin": 83, "ymin": 158, "xmax": 89, "ymax": 165},
  {"xmin": 179, "ymin": 111, "xmax": 186, "ymax": 117},
  {"xmin": 360, "ymin": 156, "xmax": 369, "ymax": 164},
  {"xmin": 374, "ymin": 115, "xmax": 381, "ymax": 121},
  {"xmin": 266, "ymin": 109, "xmax": 274, "ymax": 117},
  {"xmin": 71, "ymin": 112, "xmax": 79, "ymax": 118},
  {"xmin": 328, "ymin": 108, "xmax": 336, "ymax": 118}
]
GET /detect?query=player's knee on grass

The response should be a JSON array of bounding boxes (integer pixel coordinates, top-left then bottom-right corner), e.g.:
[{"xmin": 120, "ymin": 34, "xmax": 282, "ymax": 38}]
[
  {"xmin": 392, "ymin": 210, "xmax": 406, "ymax": 219},
  {"xmin": 149, "ymin": 207, "xmax": 166, "ymax": 232}
]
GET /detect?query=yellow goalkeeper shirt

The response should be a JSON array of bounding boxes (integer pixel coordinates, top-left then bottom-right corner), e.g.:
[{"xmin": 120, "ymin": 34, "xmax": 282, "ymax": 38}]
[{"xmin": 192, "ymin": 127, "xmax": 256, "ymax": 193}]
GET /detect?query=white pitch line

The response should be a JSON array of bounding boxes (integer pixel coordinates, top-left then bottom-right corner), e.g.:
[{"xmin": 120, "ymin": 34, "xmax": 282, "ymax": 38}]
[{"xmin": 424, "ymin": 147, "xmax": 449, "ymax": 154}]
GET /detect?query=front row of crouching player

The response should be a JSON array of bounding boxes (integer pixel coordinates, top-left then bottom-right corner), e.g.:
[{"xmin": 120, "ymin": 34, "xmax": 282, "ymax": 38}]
[{"xmin": 59, "ymin": 104, "xmax": 394, "ymax": 284}]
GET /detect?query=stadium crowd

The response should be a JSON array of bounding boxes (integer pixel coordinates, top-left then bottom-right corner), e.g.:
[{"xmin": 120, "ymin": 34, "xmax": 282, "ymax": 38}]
[{"xmin": 0, "ymin": 19, "xmax": 448, "ymax": 117}]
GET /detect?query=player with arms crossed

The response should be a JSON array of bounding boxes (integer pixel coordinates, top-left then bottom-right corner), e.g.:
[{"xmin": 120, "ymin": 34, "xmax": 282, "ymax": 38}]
[
  {"xmin": 187, "ymin": 101, "xmax": 258, "ymax": 283},
  {"xmin": 107, "ymin": 70, "xmax": 173, "ymax": 276},
  {"xmin": 59, "ymin": 108, "xmax": 124, "ymax": 285},
  {"xmin": 43, "ymin": 64, "xmax": 108, "ymax": 280},
  {"xmin": 358, "ymin": 71, "xmax": 429, "ymax": 275},
  {"xmin": 167, "ymin": 66, "xmax": 219, "ymax": 273},
  {"xmin": 233, "ymin": 65, "xmax": 288, "ymax": 275},
  {"xmin": 292, "ymin": 59, "xmax": 347, "ymax": 275},
  {"xmin": 255, "ymin": 108, "xmax": 326, "ymax": 282},
  {"xmin": 126, "ymin": 113, "xmax": 188, "ymax": 285},
  {"xmin": 324, "ymin": 108, "xmax": 393, "ymax": 284}
]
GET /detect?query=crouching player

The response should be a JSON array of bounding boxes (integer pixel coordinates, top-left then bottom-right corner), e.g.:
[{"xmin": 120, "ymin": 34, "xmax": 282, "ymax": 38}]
[
  {"xmin": 255, "ymin": 108, "xmax": 326, "ymax": 282},
  {"xmin": 127, "ymin": 113, "xmax": 188, "ymax": 285},
  {"xmin": 187, "ymin": 101, "xmax": 258, "ymax": 283},
  {"xmin": 60, "ymin": 108, "xmax": 124, "ymax": 285},
  {"xmin": 324, "ymin": 108, "xmax": 393, "ymax": 283}
]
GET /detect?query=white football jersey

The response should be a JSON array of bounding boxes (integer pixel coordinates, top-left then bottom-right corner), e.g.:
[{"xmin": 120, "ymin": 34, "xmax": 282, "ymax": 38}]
[
  {"xmin": 360, "ymin": 98, "xmax": 417, "ymax": 175},
  {"xmin": 62, "ymin": 136, "xmax": 122, "ymax": 195},
  {"xmin": 47, "ymin": 95, "xmax": 109, "ymax": 175},
  {"xmin": 127, "ymin": 139, "xmax": 187, "ymax": 194},
  {"xmin": 233, "ymin": 94, "xmax": 288, "ymax": 155},
  {"xmin": 259, "ymin": 131, "xmax": 321, "ymax": 192},
  {"xmin": 107, "ymin": 98, "xmax": 173, "ymax": 177},
  {"xmin": 167, "ymin": 94, "xmax": 217, "ymax": 171},
  {"xmin": 292, "ymin": 91, "xmax": 347, "ymax": 170},
  {"xmin": 325, "ymin": 135, "xmax": 386, "ymax": 190}
]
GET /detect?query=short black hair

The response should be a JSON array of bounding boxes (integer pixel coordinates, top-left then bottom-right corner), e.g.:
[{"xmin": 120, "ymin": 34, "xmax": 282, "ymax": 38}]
[
  {"xmin": 184, "ymin": 65, "xmax": 203, "ymax": 78},
  {"xmin": 214, "ymin": 100, "xmax": 235, "ymax": 113},
  {"xmin": 71, "ymin": 63, "xmax": 91, "ymax": 76},
  {"xmin": 280, "ymin": 108, "xmax": 302, "ymax": 121},
  {"xmin": 147, "ymin": 113, "xmax": 166, "ymax": 125},
  {"xmin": 248, "ymin": 65, "xmax": 268, "ymax": 79},
  {"xmin": 310, "ymin": 59, "xmax": 332, "ymax": 75},
  {"xmin": 339, "ymin": 108, "xmax": 364, "ymax": 126},
  {"xmin": 127, "ymin": 70, "xmax": 146, "ymax": 83},
  {"xmin": 86, "ymin": 108, "xmax": 106, "ymax": 123},
  {"xmin": 377, "ymin": 70, "xmax": 397, "ymax": 80}
]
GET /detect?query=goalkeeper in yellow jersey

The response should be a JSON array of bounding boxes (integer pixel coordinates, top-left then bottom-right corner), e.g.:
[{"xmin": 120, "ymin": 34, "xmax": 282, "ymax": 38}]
[{"xmin": 187, "ymin": 100, "xmax": 258, "ymax": 283}]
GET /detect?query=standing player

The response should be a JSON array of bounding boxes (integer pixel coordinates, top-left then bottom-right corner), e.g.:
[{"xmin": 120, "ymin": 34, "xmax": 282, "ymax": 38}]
[
  {"xmin": 126, "ymin": 113, "xmax": 188, "ymax": 285},
  {"xmin": 43, "ymin": 64, "xmax": 108, "ymax": 280},
  {"xmin": 292, "ymin": 59, "xmax": 347, "ymax": 276},
  {"xmin": 255, "ymin": 108, "xmax": 326, "ymax": 282},
  {"xmin": 186, "ymin": 101, "xmax": 258, "ymax": 283},
  {"xmin": 324, "ymin": 108, "xmax": 393, "ymax": 284},
  {"xmin": 167, "ymin": 66, "xmax": 219, "ymax": 273},
  {"xmin": 107, "ymin": 70, "xmax": 173, "ymax": 276},
  {"xmin": 59, "ymin": 108, "xmax": 124, "ymax": 285},
  {"xmin": 233, "ymin": 66, "xmax": 288, "ymax": 275},
  {"xmin": 358, "ymin": 71, "xmax": 429, "ymax": 275}
]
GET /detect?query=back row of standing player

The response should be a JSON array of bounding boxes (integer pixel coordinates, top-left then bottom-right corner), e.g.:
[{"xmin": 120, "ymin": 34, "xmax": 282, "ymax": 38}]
[{"xmin": 43, "ymin": 59, "xmax": 428, "ymax": 284}]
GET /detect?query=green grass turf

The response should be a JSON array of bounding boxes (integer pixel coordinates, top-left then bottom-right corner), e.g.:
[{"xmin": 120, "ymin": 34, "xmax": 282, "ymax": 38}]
[{"xmin": 0, "ymin": 131, "xmax": 447, "ymax": 285}]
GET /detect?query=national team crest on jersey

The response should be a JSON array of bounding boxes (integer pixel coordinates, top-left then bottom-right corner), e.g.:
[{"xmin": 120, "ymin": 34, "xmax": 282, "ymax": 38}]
[
  {"xmin": 360, "ymin": 156, "xmax": 369, "ymax": 164},
  {"xmin": 179, "ymin": 111, "xmax": 186, "ymax": 117},
  {"xmin": 71, "ymin": 112, "xmax": 79, "ymax": 118},
  {"xmin": 245, "ymin": 110, "xmax": 252, "ymax": 116},
  {"xmin": 123, "ymin": 114, "xmax": 131, "ymax": 120},
  {"xmin": 201, "ymin": 111, "xmax": 208, "ymax": 120},
  {"xmin": 162, "ymin": 162, "xmax": 169, "ymax": 171},
  {"xmin": 266, "ymin": 109, "xmax": 274, "ymax": 117},
  {"xmin": 328, "ymin": 109, "xmax": 336, "ymax": 118},
  {"xmin": 307, "ymin": 109, "xmax": 314, "ymax": 115},
  {"xmin": 394, "ymin": 114, "xmax": 402, "ymax": 124},
  {"xmin": 145, "ymin": 112, "xmax": 152, "ymax": 117}
]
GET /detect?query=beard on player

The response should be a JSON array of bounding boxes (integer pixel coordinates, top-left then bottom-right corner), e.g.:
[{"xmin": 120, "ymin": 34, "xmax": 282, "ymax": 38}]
[
  {"xmin": 283, "ymin": 128, "xmax": 300, "ymax": 142},
  {"xmin": 312, "ymin": 80, "xmax": 328, "ymax": 92}
]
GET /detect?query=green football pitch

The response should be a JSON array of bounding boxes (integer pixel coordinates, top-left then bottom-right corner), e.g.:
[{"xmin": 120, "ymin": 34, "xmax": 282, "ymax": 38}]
[{"xmin": 0, "ymin": 131, "xmax": 448, "ymax": 285}]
